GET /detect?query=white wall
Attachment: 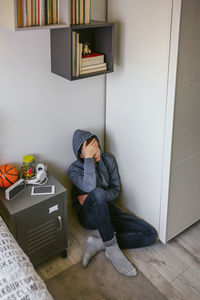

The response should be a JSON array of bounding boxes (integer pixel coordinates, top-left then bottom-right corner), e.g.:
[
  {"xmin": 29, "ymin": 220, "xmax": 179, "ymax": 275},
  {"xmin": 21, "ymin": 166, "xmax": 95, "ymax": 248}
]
[
  {"xmin": 0, "ymin": 1, "xmax": 106, "ymax": 192},
  {"xmin": 166, "ymin": 0, "xmax": 200, "ymax": 240},
  {"xmin": 106, "ymin": 0, "xmax": 173, "ymax": 230}
]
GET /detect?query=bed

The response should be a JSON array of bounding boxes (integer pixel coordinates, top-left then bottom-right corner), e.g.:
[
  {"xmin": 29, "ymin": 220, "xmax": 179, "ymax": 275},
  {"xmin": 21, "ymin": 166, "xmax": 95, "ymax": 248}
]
[{"xmin": 0, "ymin": 216, "xmax": 53, "ymax": 300}]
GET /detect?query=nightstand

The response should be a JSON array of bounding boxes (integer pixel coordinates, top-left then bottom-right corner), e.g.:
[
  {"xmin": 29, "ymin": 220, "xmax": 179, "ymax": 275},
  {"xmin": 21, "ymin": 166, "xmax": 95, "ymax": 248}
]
[{"xmin": 0, "ymin": 174, "xmax": 67, "ymax": 266}]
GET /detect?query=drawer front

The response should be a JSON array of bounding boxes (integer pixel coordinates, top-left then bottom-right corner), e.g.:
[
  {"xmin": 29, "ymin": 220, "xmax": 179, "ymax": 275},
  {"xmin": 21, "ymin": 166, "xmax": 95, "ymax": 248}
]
[{"xmin": 16, "ymin": 193, "xmax": 67, "ymax": 265}]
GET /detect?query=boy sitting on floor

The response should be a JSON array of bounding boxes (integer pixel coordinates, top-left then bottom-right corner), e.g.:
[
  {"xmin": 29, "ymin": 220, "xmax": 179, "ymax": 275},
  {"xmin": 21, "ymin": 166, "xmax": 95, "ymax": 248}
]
[{"xmin": 67, "ymin": 129, "xmax": 157, "ymax": 277}]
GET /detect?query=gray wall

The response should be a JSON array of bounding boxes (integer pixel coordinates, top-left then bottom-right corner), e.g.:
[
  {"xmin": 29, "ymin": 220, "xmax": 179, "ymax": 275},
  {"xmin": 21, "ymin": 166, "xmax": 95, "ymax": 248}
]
[{"xmin": 0, "ymin": 1, "xmax": 106, "ymax": 191}]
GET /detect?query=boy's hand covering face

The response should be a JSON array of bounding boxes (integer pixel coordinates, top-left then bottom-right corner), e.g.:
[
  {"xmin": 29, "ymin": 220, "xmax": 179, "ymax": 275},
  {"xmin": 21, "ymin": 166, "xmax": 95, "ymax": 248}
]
[{"xmin": 80, "ymin": 138, "xmax": 101, "ymax": 162}]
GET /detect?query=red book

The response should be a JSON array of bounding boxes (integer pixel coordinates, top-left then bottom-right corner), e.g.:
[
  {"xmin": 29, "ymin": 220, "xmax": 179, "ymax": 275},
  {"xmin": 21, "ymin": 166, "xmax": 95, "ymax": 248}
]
[
  {"xmin": 82, "ymin": 53, "xmax": 103, "ymax": 58},
  {"xmin": 82, "ymin": 53, "xmax": 105, "ymax": 67}
]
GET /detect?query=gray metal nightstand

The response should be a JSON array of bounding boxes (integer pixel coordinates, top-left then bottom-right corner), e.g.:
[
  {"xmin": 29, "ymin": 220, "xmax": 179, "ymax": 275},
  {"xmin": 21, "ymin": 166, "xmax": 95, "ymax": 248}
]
[{"xmin": 0, "ymin": 174, "xmax": 67, "ymax": 266}]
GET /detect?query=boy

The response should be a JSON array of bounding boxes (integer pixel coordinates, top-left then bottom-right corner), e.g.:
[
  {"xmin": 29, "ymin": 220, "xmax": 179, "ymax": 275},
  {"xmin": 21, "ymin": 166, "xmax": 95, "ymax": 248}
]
[{"xmin": 67, "ymin": 129, "xmax": 157, "ymax": 277}]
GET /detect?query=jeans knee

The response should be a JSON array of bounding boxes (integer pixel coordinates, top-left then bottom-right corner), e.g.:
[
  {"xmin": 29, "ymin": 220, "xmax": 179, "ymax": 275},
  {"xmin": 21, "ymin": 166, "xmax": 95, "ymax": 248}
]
[
  {"xmin": 152, "ymin": 227, "xmax": 158, "ymax": 243},
  {"xmin": 144, "ymin": 226, "xmax": 158, "ymax": 245},
  {"xmin": 90, "ymin": 188, "xmax": 106, "ymax": 206}
]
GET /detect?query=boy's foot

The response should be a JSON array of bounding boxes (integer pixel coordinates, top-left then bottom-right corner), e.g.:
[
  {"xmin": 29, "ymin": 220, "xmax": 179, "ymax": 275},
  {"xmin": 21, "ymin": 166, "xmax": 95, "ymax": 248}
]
[
  {"xmin": 105, "ymin": 243, "xmax": 137, "ymax": 277},
  {"xmin": 82, "ymin": 236, "xmax": 105, "ymax": 267}
]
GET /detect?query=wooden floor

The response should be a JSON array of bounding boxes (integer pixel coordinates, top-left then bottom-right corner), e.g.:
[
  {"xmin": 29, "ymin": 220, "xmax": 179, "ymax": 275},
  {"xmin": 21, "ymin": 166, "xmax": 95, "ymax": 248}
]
[{"xmin": 36, "ymin": 205, "xmax": 200, "ymax": 300}]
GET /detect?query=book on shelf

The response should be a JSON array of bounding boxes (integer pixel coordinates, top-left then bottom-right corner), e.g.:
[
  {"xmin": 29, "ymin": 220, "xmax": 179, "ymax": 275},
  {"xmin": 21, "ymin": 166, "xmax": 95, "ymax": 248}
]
[
  {"xmin": 72, "ymin": 32, "xmax": 82, "ymax": 77},
  {"xmin": 32, "ymin": 0, "xmax": 36, "ymax": 26},
  {"xmin": 84, "ymin": 0, "xmax": 91, "ymax": 24},
  {"xmin": 79, "ymin": 43, "xmax": 83, "ymax": 73},
  {"xmin": 80, "ymin": 0, "xmax": 83, "ymax": 24},
  {"xmin": 80, "ymin": 65, "xmax": 107, "ymax": 75},
  {"xmin": 76, "ymin": 32, "xmax": 80, "ymax": 77},
  {"xmin": 71, "ymin": 0, "xmax": 91, "ymax": 25},
  {"xmin": 17, "ymin": 0, "xmax": 60, "ymax": 28},
  {"xmin": 22, "ymin": 0, "xmax": 27, "ymax": 27},
  {"xmin": 36, "ymin": 0, "xmax": 40, "ymax": 25},
  {"xmin": 72, "ymin": 31, "xmax": 76, "ymax": 77},
  {"xmin": 52, "ymin": 0, "xmax": 58, "ymax": 24},
  {"xmin": 76, "ymin": 0, "xmax": 79, "ymax": 25},
  {"xmin": 46, "ymin": 0, "xmax": 52, "ymax": 24},
  {"xmin": 81, "ymin": 62, "xmax": 107, "ymax": 71},
  {"xmin": 17, "ymin": 0, "xmax": 22, "ymax": 27},
  {"xmin": 39, "ymin": 0, "xmax": 45, "ymax": 25},
  {"xmin": 26, "ymin": 0, "xmax": 32, "ymax": 26},
  {"xmin": 82, "ymin": 53, "xmax": 105, "ymax": 66}
]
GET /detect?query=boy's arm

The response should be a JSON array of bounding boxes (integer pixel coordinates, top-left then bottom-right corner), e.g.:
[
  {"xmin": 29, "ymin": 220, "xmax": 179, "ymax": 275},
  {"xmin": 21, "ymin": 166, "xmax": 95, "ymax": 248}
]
[
  {"xmin": 105, "ymin": 156, "xmax": 120, "ymax": 202},
  {"xmin": 67, "ymin": 158, "xmax": 96, "ymax": 193}
]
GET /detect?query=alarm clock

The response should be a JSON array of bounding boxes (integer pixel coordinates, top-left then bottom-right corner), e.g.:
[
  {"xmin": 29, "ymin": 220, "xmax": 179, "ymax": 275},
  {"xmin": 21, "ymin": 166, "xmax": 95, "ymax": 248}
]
[{"xmin": 5, "ymin": 179, "xmax": 26, "ymax": 201}]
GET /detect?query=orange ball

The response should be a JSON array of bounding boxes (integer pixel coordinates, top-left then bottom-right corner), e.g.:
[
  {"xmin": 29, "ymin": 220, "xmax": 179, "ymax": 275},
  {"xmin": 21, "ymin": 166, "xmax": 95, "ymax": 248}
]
[{"xmin": 0, "ymin": 164, "xmax": 19, "ymax": 188}]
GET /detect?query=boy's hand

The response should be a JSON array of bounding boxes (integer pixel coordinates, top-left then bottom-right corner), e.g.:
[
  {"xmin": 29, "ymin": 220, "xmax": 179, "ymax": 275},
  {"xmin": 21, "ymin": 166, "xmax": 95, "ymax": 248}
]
[
  {"xmin": 82, "ymin": 139, "xmax": 99, "ymax": 158},
  {"xmin": 77, "ymin": 194, "xmax": 88, "ymax": 205}
]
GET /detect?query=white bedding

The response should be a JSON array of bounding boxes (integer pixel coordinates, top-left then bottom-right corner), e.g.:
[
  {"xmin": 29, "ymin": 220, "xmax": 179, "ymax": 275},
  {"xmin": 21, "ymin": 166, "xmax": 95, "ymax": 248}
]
[{"xmin": 0, "ymin": 216, "xmax": 53, "ymax": 300}]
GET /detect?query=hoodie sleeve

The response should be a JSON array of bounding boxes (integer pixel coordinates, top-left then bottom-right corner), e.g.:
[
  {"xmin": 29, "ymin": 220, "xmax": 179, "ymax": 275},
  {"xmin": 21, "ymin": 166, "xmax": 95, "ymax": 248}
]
[
  {"xmin": 67, "ymin": 158, "xmax": 96, "ymax": 193},
  {"xmin": 104, "ymin": 155, "xmax": 120, "ymax": 202}
]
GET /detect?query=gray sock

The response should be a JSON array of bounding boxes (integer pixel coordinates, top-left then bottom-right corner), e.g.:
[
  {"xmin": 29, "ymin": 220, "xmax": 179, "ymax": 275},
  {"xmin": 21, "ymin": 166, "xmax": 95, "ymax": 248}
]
[
  {"xmin": 82, "ymin": 236, "xmax": 105, "ymax": 267},
  {"xmin": 105, "ymin": 237, "xmax": 137, "ymax": 277},
  {"xmin": 85, "ymin": 229, "xmax": 101, "ymax": 238}
]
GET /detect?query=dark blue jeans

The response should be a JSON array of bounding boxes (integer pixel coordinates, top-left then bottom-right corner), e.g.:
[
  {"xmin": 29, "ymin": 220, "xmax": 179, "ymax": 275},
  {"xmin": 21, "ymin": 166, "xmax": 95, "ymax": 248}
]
[{"xmin": 77, "ymin": 188, "xmax": 157, "ymax": 249}]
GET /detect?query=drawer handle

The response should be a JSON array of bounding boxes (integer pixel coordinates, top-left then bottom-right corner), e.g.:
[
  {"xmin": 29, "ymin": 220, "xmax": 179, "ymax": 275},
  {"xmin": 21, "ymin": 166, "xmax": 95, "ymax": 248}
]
[{"xmin": 58, "ymin": 216, "xmax": 62, "ymax": 231}]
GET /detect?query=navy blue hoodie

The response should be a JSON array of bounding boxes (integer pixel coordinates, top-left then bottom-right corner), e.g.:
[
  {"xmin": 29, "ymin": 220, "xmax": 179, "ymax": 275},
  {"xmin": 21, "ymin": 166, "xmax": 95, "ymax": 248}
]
[{"xmin": 67, "ymin": 129, "xmax": 120, "ymax": 208}]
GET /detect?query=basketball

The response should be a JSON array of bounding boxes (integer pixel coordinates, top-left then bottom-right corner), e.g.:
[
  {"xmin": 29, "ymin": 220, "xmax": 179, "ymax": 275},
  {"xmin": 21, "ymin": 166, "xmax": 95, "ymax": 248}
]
[{"xmin": 0, "ymin": 164, "xmax": 19, "ymax": 188}]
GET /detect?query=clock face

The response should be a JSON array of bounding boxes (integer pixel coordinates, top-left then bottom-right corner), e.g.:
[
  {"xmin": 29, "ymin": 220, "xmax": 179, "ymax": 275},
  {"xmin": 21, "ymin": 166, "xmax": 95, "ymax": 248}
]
[{"xmin": 7, "ymin": 180, "xmax": 26, "ymax": 200}]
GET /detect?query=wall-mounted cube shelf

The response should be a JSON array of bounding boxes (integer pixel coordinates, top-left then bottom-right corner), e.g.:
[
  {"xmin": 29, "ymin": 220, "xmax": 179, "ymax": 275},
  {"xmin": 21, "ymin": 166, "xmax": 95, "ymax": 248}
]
[{"xmin": 50, "ymin": 21, "xmax": 114, "ymax": 80}]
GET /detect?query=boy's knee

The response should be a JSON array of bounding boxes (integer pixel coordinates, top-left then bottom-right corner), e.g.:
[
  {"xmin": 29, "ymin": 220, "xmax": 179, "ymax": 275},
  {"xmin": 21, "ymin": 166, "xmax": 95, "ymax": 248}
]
[
  {"xmin": 144, "ymin": 226, "xmax": 158, "ymax": 245},
  {"xmin": 90, "ymin": 188, "xmax": 106, "ymax": 205}
]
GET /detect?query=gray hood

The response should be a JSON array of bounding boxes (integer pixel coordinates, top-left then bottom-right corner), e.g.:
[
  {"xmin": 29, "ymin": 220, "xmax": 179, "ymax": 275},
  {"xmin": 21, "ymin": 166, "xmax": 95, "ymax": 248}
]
[{"xmin": 72, "ymin": 129, "xmax": 100, "ymax": 159}]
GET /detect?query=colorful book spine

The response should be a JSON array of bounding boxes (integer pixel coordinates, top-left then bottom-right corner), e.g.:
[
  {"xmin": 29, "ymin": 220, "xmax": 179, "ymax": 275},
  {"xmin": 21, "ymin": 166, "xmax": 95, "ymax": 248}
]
[
  {"xmin": 46, "ymin": 0, "xmax": 49, "ymax": 24},
  {"xmin": 80, "ymin": 0, "xmax": 83, "ymax": 24},
  {"xmin": 79, "ymin": 43, "xmax": 83, "ymax": 74},
  {"xmin": 32, "ymin": 0, "xmax": 36, "ymax": 25},
  {"xmin": 76, "ymin": 32, "xmax": 80, "ymax": 76},
  {"xmin": 57, "ymin": 0, "xmax": 59, "ymax": 23},
  {"xmin": 22, "ymin": 0, "xmax": 27, "ymax": 27},
  {"xmin": 76, "ymin": 0, "xmax": 79, "ymax": 24},
  {"xmin": 48, "ymin": 0, "xmax": 52, "ymax": 25},
  {"xmin": 17, "ymin": 0, "xmax": 23, "ymax": 27},
  {"xmin": 35, "ymin": 0, "xmax": 37, "ymax": 25},
  {"xmin": 74, "ymin": 0, "xmax": 76, "ymax": 25},
  {"xmin": 27, "ymin": 0, "xmax": 32, "ymax": 26},
  {"xmin": 52, "ymin": 0, "xmax": 57, "ymax": 24},
  {"xmin": 85, "ymin": 0, "xmax": 90, "ymax": 24},
  {"xmin": 72, "ymin": 31, "xmax": 76, "ymax": 77},
  {"xmin": 39, "ymin": 0, "xmax": 44, "ymax": 25},
  {"xmin": 31, "ymin": 0, "xmax": 33, "ymax": 25},
  {"xmin": 70, "ymin": 0, "xmax": 73, "ymax": 24},
  {"xmin": 36, "ymin": 0, "xmax": 40, "ymax": 25},
  {"xmin": 83, "ymin": 0, "xmax": 85, "ymax": 24},
  {"xmin": 78, "ymin": 0, "xmax": 80, "ymax": 24}
]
